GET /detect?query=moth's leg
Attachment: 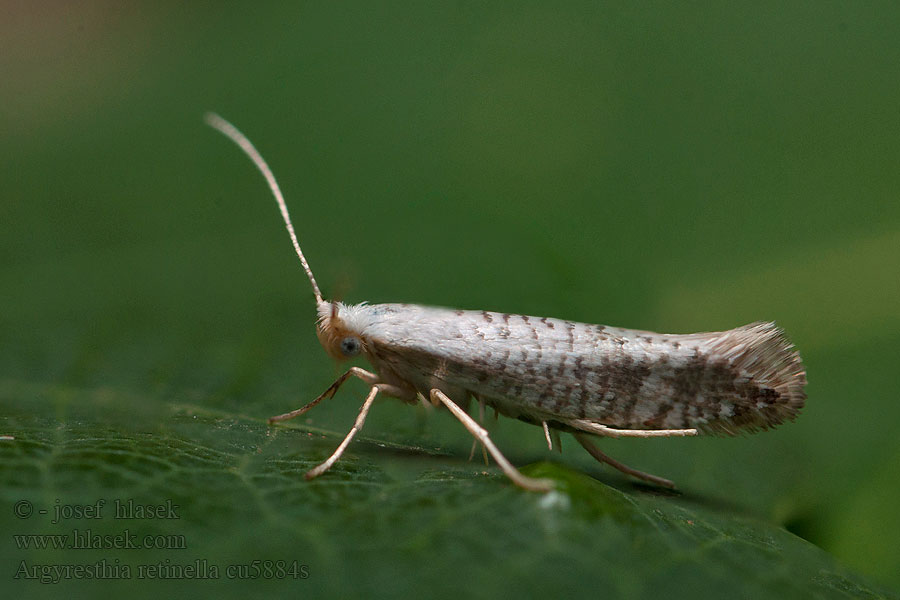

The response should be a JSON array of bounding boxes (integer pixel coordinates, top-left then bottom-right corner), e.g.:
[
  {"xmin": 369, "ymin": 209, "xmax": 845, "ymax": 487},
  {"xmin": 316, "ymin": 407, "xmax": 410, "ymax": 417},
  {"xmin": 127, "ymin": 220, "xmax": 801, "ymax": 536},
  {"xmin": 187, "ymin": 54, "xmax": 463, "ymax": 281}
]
[
  {"xmin": 468, "ymin": 397, "xmax": 490, "ymax": 465},
  {"xmin": 569, "ymin": 419, "xmax": 698, "ymax": 438},
  {"xmin": 467, "ymin": 398, "xmax": 480, "ymax": 461},
  {"xmin": 431, "ymin": 389, "xmax": 554, "ymax": 493},
  {"xmin": 268, "ymin": 367, "xmax": 379, "ymax": 424},
  {"xmin": 541, "ymin": 422, "xmax": 565, "ymax": 453},
  {"xmin": 479, "ymin": 400, "xmax": 490, "ymax": 466},
  {"xmin": 416, "ymin": 392, "xmax": 434, "ymax": 412},
  {"xmin": 573, "ymin": 433, "xmax": 676, "ymax": 489},
  {"xmin": 305, "ymin": 382, "xmax": 408, "ymax": 480}
]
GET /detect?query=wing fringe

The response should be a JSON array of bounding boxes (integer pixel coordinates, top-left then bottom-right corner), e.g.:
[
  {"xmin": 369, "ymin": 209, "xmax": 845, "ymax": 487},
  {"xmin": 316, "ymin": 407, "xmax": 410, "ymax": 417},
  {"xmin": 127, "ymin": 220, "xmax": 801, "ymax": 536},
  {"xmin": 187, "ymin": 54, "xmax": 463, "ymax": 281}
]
[{"xmin": 700, "ymin": 321, "xmax": 807, "ymax": 435}]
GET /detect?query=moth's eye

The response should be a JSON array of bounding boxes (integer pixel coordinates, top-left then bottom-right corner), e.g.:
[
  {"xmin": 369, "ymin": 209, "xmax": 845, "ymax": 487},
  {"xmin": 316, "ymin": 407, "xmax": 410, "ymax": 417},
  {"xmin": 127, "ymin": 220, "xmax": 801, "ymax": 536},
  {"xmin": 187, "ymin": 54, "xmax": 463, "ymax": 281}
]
[{"xmin": 340, "ymin": 336, "xmax": 361, "ymax": 357}]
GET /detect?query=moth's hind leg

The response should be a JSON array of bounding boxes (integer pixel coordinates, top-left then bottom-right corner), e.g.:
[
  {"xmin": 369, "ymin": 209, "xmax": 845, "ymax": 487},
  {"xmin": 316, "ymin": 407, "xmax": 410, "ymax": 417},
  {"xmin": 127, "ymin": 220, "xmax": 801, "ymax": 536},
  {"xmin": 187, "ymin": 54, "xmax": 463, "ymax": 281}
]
[
  {"xmin": 569, "ymin": 420, "xmax": 697, "ymax": 438},
  {"xmin": 430, "ymin": 389, "xmax": 554, "ymax": 493},
  {"xmin": 573, "ymin": 433, "xmax": 676, "ymax": 489}
]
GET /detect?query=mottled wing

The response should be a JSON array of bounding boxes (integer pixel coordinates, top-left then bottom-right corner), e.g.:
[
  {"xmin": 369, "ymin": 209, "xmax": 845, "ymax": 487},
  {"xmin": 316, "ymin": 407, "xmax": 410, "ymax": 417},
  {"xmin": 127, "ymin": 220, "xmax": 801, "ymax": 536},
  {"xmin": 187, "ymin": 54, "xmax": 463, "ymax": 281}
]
[{"xmin": 356, "ymin": 304, "xmax": 806, "ymax": 435}]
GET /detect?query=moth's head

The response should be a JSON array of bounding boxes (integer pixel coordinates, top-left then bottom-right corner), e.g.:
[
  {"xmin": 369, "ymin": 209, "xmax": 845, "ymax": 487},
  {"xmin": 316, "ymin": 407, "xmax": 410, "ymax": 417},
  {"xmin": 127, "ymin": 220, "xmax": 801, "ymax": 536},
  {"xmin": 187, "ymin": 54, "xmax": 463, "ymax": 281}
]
[{"xmin": 316, "ymin": 300, "xmax": 372, "ymax": 361}]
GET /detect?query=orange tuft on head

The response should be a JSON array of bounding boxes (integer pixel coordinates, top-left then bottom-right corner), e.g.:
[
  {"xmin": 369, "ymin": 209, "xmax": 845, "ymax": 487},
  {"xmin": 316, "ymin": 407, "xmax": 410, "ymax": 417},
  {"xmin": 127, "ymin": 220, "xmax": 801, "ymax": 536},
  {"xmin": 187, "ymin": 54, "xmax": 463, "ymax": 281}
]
[{"xmin": 316, "ymin": 301, "xmax": 370, "ymax": 361}]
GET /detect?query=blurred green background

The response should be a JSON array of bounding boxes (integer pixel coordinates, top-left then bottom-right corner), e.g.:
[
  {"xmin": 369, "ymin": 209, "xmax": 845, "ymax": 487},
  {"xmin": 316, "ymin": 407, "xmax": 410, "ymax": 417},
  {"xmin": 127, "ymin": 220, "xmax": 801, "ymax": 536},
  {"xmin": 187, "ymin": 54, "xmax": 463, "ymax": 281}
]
[{"xmin": 2, "ymin": 2, "xmax": 899, "ymax": 598}]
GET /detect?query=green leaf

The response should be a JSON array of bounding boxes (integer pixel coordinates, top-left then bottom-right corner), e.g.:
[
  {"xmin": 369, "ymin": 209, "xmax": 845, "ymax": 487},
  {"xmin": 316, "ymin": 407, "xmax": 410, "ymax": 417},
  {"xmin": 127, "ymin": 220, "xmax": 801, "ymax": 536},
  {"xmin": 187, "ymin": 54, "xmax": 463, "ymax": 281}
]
[
  {"xmin": 1, "ymin": 387, "xmax": 892, "ymax": 599},
  {"xmin": 3, "ymin": 3, "xmax": 900, "ymax": 598}
]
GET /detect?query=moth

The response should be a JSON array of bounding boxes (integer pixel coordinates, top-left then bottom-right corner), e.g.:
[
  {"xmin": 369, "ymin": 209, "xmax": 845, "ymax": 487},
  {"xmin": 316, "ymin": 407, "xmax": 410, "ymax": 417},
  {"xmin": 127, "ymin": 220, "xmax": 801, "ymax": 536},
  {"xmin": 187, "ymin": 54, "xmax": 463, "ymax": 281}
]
[{"xmin": 205, "ymin": 113, "xmax": 807, "ymax": 492}]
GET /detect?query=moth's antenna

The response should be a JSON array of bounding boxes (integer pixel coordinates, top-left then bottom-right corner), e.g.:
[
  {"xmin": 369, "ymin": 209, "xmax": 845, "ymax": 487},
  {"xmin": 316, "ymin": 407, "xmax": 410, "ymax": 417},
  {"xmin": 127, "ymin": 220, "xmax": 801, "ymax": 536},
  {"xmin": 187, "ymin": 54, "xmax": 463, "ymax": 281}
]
[{"xmin": 204, "ymin": 112, "xmax": 324, "ymax": 304}]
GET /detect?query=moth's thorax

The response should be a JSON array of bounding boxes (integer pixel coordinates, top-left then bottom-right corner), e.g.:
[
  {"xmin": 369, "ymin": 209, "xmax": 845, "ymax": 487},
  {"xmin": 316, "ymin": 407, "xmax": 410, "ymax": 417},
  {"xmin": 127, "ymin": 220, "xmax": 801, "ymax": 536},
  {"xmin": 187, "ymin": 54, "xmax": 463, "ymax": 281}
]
[{"xmin": 315, "ymin": 300, "xmax": 378, "ymax": 361}]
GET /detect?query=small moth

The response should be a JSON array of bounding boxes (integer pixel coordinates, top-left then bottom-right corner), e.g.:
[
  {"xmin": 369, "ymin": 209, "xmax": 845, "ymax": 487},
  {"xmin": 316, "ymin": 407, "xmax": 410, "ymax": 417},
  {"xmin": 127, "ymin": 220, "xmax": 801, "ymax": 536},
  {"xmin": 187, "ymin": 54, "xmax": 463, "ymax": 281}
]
[{"xmin": 205, "ymin": 113, "xmax": 807, "ymax": 492}]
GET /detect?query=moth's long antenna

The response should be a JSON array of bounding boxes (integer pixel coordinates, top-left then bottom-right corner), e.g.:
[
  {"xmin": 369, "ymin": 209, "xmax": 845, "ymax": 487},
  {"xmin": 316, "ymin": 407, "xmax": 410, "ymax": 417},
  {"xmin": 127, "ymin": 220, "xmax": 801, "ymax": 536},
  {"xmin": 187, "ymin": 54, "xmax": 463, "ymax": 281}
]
[{"xmin": 204, "ymin": 112, "xmax": 324, "ymax": 304}]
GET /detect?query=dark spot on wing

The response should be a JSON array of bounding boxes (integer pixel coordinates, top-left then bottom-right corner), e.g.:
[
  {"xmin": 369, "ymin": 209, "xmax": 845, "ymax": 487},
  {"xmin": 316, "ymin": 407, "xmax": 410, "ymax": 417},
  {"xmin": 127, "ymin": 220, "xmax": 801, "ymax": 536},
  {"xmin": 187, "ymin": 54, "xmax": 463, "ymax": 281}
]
[
  {"xmin": 573, "ymin": 355, "xmax": 586, "ymax": 380},
  {"xmin": 644, "ymin": 403, "xmax": 673, "ymax": 427},
  {"xmin": 616, "ymin": 354, "xmax": 651, "ymax": 425},
  {"xmin": 538, "ymin": 390, "xmax": 552, "ymax": 408},
  {"xmin": 543, "ymin": 362, "xmax": 556, "ymax": 379},
  {"xmin": 499, "ymin": 348, "xmax": 511, "ymax": 370},
  {"xmin": 555, "ymin": 358, "xmax": 567, "ymax": 377}
]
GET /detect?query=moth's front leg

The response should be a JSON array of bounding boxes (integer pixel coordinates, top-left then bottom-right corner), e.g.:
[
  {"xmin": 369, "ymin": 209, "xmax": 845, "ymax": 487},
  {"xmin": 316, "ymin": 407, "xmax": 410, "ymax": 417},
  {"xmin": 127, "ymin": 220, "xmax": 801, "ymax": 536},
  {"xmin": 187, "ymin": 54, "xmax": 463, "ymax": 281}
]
[
  {"xmin": 305, "ymin": 382, "xmax": 409, "ymax": 480},
  {"xmin": 268, "ymin": 367, "xmax": 380, "ymax": 424},
  {"xmin": 269, "ymin": 369, "xmax": 415, "ymax": 481}
]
